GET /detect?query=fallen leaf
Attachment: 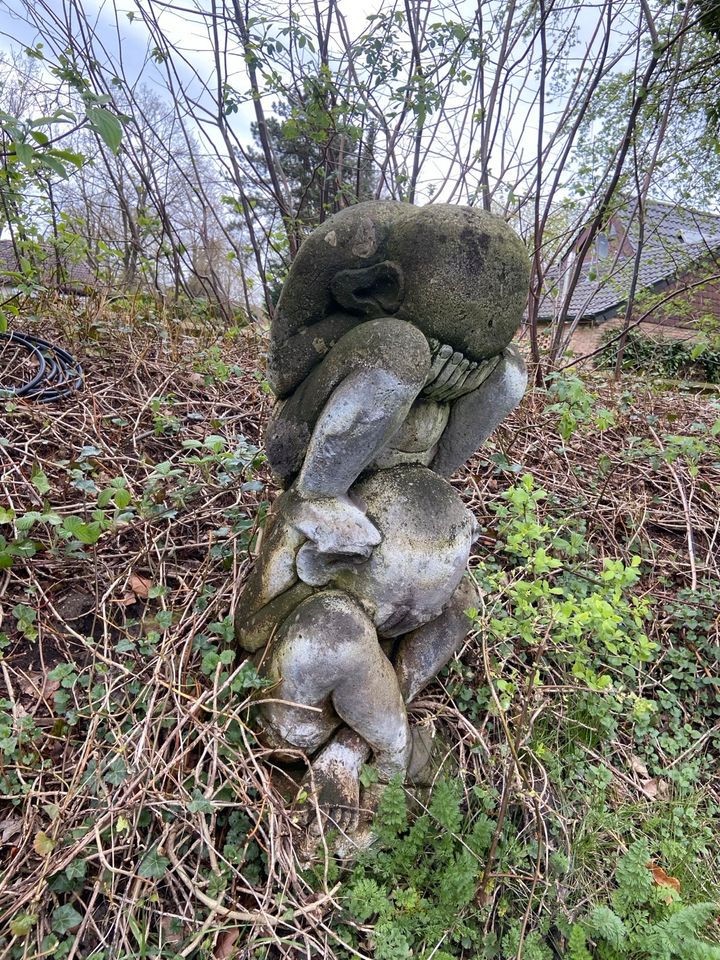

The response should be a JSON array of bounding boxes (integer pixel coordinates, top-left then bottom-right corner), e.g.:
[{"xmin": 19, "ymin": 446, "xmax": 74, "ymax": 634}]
[
  {"xmin": 160, "ymin": 915, "xmax": 183, "ymax": 946},
  {"xmin": 642, "ymin": 777, "xmax": 670, "ymax": 801},
  {"xmin": 215, "ymin": 929, "xmax": 241, "ymax": 958},
  {"xmin": 630, "ymin": 755, "xmax": 649, "ymax": 779},
  {"xmin": 647, "ymin": 861, "xmax": 681, "ymax": 902},
  {"xmin": 33, "ymin": 831, "xmax": 56, "ymax": 856},
  {"xmin": 12, "ymin": 702, "xmax": 29, "ymax": 726},
  {"xmin": 19, "ymin": 672, "xmax": 60, "ymax": 700},
  {"xmin": 0, "ymin": 817, "xmax": 22, "ymax": 845},
  {"xmin": 129, "ymin": 574, "xmax": 152, "ymax": 599}
]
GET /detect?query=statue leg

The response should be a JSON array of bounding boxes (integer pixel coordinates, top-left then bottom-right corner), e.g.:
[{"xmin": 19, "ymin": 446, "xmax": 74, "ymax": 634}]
[
  {"xmin": 393, "ymin": 577, "xmax": 479, "ymax": 704},
  {"xmin": 258, "ymin": 590, "xmax": 411, "ymax": 826},
  {"xmin": 302, "ymin": 578, "xmax": 479, "ymax": 827}
]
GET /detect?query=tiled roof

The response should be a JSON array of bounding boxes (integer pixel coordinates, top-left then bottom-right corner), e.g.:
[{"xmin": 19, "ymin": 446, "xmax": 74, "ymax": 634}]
[
  {"xmin": 539, "ymin": 198, "xmax": 720, "ymax": 321},
  {"xmin": 0, "ymin": 239, "xmax": 96, "ymax": 290}
]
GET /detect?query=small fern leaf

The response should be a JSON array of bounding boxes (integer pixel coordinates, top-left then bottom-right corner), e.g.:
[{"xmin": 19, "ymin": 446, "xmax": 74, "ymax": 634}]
[
  {"xmin": 567, "ymin": 923, "xmax": 592, "ymax": 960},
  {"xmin": 586, "ymin": 904, "xmax": 627, "ymax": 949}
]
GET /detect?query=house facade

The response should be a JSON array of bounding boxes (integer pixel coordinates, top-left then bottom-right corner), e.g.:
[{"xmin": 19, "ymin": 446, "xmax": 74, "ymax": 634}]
[
  {"xmin": 539, "ymin": 198, "xmax": 720, "ymax": 337},
  {"xmin": 0, "ymin": 239, "xmax": 96, "ymax": 295}
]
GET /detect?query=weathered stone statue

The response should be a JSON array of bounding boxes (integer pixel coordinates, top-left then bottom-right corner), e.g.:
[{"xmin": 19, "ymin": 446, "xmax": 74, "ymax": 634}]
[{"xmin": 235, "ymin": 201, "xmax": 529, "ymax": 833}]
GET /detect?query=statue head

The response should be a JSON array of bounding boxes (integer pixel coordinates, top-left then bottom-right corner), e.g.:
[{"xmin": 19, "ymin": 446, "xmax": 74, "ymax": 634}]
[{"xmin": 269, "ymin": 200, "xmax": 529, "ymax": 398}]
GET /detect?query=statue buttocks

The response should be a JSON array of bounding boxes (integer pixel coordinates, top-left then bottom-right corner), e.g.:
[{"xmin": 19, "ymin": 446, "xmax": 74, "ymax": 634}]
[{"xmin": 235, "ymin": 201, "xmax": 529, "ymax": 838}]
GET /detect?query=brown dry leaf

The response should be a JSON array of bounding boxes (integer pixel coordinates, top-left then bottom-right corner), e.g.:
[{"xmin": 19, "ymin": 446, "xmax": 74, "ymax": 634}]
[
  {"xmin": 630, "ymin": 755, "xmax": 650, "ymax": 779},
  {"xmin": 0, "ymin": 816, "xmax": 22, "ymax": 845},
  {"xmin": 129, "ymin": 574, "xmax": 152, "ymax": 599},
  {"xmin": 215, "ymin": 929, "xmax": 241, "ymax": 958},
  {"xmin": 160, "ymin": 915, "xmax": 183, "ymax": 946},
  {"xmin": 19, "ymin": 672, "xmax": 60, "ymax": 700},
  {"xmin": 642, "ymin": 777, "xmax": 670, "ymax": 801},
  {"xmin": 115, "ymin": 591, "xmax": 137, "ymax": 607},
  {"xmin": 642, "ymin": 778, "xmax": 658, "ymax": 799},
  {"xmin": 656, "ymin": 778, "xmax": 670, "ymax": 800},
  {"xmin": 647, "ymin": 862, "xmax": 681, "ymax": 902}
]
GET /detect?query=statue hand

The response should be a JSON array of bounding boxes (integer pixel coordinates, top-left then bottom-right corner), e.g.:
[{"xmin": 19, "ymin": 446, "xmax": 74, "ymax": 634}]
[{"xmin": 422, "ymin": 339, "xmax": 502, "ymax": 403}]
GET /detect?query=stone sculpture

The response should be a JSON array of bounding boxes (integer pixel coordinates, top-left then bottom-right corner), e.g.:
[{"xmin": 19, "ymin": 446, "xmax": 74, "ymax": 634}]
[{"xmin": 235, "ymin": 200, "xmax": 529, "ymax": 833}]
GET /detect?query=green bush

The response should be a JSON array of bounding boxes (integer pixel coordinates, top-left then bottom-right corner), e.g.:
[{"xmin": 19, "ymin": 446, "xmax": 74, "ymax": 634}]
[{"xmin": 595, "ymin": 328, "xmax": 720, "ymax": 382}]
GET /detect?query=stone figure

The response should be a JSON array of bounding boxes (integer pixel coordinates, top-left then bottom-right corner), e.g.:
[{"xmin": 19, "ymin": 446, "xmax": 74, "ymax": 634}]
[{"xmin": 235, "ymin": 201, "xmax": 529, "ymax": 832}]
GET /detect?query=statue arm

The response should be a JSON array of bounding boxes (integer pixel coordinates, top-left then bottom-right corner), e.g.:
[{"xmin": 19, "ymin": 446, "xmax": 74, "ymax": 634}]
[
  {"xmin": 236, "ymin": 580, "xmax": 314, "ymax": 653},
  {"xmin": 431, "ymin": 344, "xmax": 527, "ymax": 477},
  {"xmin": 268, "ymin": 314, "xmax": 358, "ymax": 398}
]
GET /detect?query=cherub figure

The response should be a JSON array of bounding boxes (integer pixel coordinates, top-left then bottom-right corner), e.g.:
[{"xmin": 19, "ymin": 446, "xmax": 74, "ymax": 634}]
[{"xmin": 235, "ymin": 201, "xmax": 528, "ymax": 831}]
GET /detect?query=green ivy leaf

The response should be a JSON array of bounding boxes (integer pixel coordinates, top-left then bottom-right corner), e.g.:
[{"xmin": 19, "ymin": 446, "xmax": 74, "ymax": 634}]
[
  {"xmin": 103, "ymin": 757, "xmax": 128, "ymax": 786},
  {"xmin": 188, "ymin": 791, "xmax": 215, "ymax": 814},
  {"xmin": 138, "ymin": 846, "xmax": 169, "ymax": 879},
  {"xmin": 51, "ymin": 903, "xmax": 82, "ymax": 935},
  {"xmin": 65, "ymin": 858, "xmax": 87, "ymax": 883}
]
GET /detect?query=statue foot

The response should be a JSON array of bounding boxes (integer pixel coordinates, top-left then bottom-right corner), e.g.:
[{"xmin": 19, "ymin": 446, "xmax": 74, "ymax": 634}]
[
  {"xmin": 294, "ymin": 721, "xmax": 452, "ymax": 853},
  {"xmin": 299, "ymin": 733, "xmax": 365, "ymax": 835},
  {"xmin": 406, "ymin": 723, "xmax": 451, "ymax": 787}
]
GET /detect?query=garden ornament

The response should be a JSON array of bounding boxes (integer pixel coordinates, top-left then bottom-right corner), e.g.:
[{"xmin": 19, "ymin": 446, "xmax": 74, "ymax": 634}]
[{"xmin": 235, "ymin": 200, "xmax": 529, "ymax": 837}]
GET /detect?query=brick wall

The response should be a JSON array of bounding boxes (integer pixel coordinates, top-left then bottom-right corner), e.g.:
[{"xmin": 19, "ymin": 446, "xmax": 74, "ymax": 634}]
[{"xmin": 637, "ymin": 266, "xmax": 720, "ymax": 330}]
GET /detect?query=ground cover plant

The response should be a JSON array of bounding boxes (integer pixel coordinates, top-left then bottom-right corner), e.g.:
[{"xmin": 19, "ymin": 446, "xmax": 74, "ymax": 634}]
[
  {"xmin": 596, "ymin": 328, "xmax": 720, "ymax": 384},
  {"xmin": 0, "ymin": 297, "xmax": 719, "ymax": 958}
]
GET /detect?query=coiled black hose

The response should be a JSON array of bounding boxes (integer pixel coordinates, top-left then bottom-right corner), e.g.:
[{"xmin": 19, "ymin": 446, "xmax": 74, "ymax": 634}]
[{"xmin": 0, "ymin": 331, "xmax": 83, "ymax": 402}]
